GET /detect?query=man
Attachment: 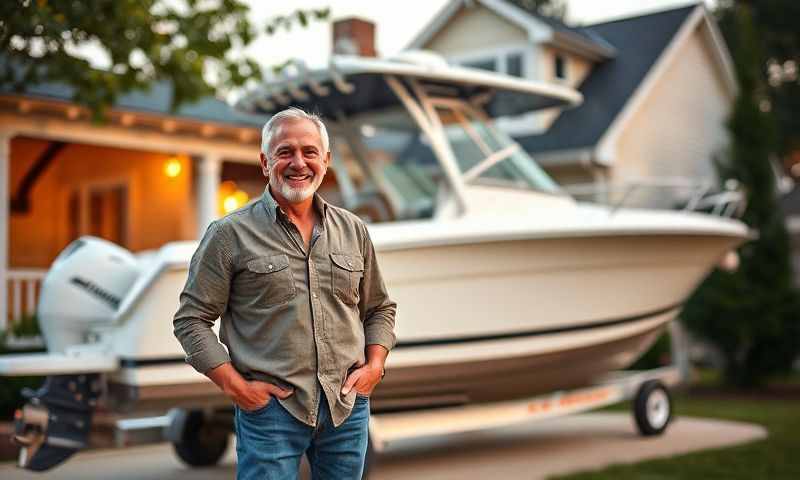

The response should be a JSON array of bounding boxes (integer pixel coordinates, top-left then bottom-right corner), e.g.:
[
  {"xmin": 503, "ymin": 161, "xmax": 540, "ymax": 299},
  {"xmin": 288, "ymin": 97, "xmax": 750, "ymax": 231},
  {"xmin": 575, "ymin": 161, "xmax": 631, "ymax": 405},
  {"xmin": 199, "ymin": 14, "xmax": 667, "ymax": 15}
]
[{"xmin": 173, "ymin": 107, "xmax": 397, "ymax": 479}]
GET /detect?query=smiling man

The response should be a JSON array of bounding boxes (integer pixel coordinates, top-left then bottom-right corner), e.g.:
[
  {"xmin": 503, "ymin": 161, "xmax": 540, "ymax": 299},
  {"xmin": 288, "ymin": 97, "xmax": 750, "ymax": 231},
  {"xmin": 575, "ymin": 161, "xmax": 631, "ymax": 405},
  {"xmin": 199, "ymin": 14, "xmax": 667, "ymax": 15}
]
[{"xmin": 173, "ymin": 107, "xmax": 397, "ymax": 479}]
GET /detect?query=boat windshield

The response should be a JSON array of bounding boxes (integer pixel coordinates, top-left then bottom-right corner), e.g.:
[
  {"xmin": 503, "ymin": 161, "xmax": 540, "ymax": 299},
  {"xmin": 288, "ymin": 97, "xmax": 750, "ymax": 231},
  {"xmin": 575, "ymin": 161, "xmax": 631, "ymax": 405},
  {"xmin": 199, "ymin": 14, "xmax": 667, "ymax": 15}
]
[
  {"xmin": 330, "ymin": 102, "xmax": 561, "ymax": 222},
  {"xmin": 332, "ymin": 109, "xmax": 445, "ymax": 221},
  {"xmin": 434, "ymin": 103, "xmax": 561, "ymax": 193}
]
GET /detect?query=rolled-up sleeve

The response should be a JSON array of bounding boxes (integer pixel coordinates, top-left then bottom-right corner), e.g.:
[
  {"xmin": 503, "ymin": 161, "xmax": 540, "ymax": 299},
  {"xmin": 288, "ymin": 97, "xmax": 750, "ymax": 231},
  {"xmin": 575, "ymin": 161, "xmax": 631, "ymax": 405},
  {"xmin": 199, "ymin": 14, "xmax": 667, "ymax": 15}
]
[
  {"xmin": 173, "ymin": 220, "xmax": 234, "ymax": 374},
  {"xmin": 358, "ymin": 223, "xmax": 397, "ymax": 351}
]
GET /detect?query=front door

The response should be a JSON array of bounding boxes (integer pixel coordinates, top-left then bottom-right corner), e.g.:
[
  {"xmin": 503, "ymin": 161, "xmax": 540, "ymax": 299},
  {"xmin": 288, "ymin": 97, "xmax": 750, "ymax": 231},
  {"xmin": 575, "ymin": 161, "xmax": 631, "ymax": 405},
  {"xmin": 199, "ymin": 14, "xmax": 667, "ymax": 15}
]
[{"xmin": 67, "ymin": 182, "xmax": 129, "ymax": 247}]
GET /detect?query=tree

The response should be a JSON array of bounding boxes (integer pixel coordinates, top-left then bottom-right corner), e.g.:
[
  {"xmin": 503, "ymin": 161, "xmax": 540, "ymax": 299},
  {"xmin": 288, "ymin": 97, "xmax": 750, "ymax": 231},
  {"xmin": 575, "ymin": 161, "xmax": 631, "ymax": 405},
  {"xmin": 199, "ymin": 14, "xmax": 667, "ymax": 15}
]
[
  {"xmin": 682, "ymin": 2, "xmax": 800, "ymax": 387},
  {"xmin": 0, "ymin": 0, "xmax": 328, "ymax": 117},
  {"xmin": 745, "ymin": 0, "xmax": 800, "ymax": 159}
]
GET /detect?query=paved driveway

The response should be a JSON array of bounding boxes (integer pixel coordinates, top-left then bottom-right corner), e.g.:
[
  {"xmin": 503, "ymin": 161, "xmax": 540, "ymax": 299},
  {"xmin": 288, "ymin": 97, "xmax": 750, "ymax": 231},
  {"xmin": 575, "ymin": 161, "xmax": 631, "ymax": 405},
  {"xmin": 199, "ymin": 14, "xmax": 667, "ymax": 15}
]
[{"xmin": 0, "ymin": 413, "xmax": 766, "ymax": 480}]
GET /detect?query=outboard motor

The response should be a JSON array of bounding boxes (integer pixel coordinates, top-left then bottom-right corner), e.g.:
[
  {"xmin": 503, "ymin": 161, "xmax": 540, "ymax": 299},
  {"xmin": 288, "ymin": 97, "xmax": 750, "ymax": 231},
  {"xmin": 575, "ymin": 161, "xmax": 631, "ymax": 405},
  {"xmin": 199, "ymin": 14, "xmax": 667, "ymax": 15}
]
[{"xmin": 13, "ymin": 236, "xmax": 139, "ymax": 470}]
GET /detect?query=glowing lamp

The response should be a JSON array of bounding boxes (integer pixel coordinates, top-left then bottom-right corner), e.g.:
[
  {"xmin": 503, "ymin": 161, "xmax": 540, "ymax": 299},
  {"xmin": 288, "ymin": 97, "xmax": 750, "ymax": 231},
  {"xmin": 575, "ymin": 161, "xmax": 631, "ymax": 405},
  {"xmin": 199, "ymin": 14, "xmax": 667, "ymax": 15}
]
[
  {"xmin": 164, "ymin": 157, "xmax": 182, "ymax": 178},
  {"xmin": 223, "ymin": 190, "xmax": 250, "ymax": 214}
]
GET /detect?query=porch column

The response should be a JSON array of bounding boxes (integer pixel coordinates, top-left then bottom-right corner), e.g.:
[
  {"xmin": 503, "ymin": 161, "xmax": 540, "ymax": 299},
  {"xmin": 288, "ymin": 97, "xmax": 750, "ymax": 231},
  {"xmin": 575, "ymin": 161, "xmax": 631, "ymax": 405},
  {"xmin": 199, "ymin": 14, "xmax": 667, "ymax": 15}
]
[
  {"xmin": 197, "ymin": 153, "xmax": 221, "ymax": 238},
  {"xmin": 0, "ymin": 133, "xmax": 10, "ymax": 330}
]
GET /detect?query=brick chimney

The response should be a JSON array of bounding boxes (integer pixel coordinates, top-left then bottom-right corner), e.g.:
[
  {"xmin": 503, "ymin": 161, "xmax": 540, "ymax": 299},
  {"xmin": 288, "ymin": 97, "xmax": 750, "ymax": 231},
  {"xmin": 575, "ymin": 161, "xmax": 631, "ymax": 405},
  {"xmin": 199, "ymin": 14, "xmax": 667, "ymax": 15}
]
[{"xmin": 332, "ymin": 17, "xmax": 377, "ymax": 57}]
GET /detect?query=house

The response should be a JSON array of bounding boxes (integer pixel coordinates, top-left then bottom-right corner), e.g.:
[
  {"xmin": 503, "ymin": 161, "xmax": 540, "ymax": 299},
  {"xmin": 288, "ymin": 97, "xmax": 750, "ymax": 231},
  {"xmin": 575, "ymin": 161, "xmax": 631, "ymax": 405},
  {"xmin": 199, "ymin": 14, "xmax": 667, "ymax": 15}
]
[
  {"xmin": 0, "ymin": 2, "xmax": 738, "ymax": 329},
  {"xmin": 407, "ymin": 0, "xmax": 738, "ymax": 197},
  {"xmin": 0, "ymin": 79, "xmax": 269, "ymax": 329}
]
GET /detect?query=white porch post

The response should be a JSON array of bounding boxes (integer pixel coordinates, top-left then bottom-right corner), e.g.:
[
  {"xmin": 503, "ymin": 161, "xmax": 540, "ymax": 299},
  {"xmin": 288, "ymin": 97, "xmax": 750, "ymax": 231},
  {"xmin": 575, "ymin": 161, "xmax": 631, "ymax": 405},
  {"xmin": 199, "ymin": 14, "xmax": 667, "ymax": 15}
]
[
  {"xmin": 0, "ymin": 133, "xmax": 10, "ymax": 331},
  {"xmin": 197, "ymin": 154, "xmax": 221, "ymax": 238}
]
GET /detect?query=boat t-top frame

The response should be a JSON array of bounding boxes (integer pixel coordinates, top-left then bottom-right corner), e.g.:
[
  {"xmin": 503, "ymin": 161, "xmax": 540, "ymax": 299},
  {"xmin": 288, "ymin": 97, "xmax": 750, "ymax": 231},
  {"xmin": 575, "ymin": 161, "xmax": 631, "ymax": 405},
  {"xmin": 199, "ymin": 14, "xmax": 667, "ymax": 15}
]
[{"xmin": 237, "ymin": 54, "xmax": 583, "ymax": 218}]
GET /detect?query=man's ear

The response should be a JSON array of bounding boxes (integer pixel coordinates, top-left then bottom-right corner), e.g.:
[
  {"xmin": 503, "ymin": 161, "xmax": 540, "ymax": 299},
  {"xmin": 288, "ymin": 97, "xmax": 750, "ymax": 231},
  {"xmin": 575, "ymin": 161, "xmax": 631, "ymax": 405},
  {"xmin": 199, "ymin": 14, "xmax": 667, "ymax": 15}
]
[
  {"xmin": 259, "ymin": 152, "xmax": 269, "ymax": 178},
  {"xmin": 324, "ymin": 151, "xmax": 331, "ymax": 168}
]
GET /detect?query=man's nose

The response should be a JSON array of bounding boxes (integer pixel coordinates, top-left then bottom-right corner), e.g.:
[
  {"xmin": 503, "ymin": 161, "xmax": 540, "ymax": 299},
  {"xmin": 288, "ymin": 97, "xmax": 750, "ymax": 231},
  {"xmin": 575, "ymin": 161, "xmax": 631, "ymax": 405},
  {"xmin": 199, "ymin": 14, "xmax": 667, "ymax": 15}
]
[{"xmin": 288, "ymin": 150, "xmax": 307, "ymax": 169}]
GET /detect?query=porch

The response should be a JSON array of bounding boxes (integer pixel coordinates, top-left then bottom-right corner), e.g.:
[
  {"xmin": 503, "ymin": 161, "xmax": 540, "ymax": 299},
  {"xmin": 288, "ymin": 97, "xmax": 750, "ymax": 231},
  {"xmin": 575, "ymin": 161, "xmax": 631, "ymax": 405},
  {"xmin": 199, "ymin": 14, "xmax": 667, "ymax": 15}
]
[{"xmin": 0, "ymin": 102, "xmax": 265, "ymax": 332}]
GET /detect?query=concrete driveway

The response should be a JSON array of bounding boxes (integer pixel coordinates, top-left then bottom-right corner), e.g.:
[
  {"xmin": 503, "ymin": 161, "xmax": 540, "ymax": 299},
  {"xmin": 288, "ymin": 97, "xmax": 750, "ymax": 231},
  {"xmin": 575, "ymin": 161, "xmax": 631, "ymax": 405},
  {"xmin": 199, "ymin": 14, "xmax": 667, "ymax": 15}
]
[{"xmin": 0, "ymin": 412, "xmax": 766, "ymax": 479}]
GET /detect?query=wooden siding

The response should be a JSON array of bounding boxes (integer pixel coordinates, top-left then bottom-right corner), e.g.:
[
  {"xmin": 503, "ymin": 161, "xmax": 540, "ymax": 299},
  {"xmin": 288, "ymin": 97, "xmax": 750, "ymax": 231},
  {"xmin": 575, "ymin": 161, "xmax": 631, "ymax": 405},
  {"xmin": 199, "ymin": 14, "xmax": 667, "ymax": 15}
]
[
  {"xmin": 9, "ymin": 137, "xmax": 197, "ymax": 268},
  {"xmin": 426, "ymin": 4, "xmax": 528, "ymax": 55},
  {"xmin": 613, "ymin": 25, "xmax": 732, "ymax": 188}
]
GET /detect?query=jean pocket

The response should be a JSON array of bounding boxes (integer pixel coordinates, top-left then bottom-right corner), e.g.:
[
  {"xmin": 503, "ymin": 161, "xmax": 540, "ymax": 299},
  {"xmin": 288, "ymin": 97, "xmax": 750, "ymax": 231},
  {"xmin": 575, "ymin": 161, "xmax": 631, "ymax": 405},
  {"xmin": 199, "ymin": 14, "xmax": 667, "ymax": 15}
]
[{"xmin": 241, "ymin": 398, "xmax": 274, "ymax": 416}]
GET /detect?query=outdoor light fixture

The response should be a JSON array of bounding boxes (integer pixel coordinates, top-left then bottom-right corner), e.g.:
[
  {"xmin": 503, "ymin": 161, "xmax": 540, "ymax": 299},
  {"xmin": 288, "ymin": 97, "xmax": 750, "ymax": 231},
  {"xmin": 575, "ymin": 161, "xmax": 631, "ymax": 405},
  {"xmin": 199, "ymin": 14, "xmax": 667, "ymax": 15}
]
[
  {"xmin": 164, "ymin": 157, "xmax": 182, "ymax": 178},
  {"xmin": 223, "ymin": 190, "xmax": 249, "ymax": 214}
]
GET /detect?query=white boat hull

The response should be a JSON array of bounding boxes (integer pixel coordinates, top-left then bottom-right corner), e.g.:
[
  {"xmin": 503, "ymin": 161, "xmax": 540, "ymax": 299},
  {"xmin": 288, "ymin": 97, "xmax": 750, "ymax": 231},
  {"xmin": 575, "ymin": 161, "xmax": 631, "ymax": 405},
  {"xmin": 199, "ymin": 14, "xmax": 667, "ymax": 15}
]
[{"xmin": 95, "ymin": 214, "xmax": 742, "ymax": 412}]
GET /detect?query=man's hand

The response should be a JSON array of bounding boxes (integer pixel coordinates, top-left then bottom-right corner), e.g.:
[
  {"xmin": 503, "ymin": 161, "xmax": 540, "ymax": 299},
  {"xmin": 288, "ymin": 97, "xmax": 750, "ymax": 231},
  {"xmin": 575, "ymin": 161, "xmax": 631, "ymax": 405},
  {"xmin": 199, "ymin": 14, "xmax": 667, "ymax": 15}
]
[
  {"xmin": 341, "ymin": 363, "xmax": 383, "ymax": 396},
  {"xmin": 233, "ymin": 380, "xmax": 294, "ymax": 411},
  {"xmin": 341, "ymin": 344, "xmax": 389, "ymax": 396},
  {"xmin": 206, "ymin": 362, "xmax": 293, "ymax": 411}
]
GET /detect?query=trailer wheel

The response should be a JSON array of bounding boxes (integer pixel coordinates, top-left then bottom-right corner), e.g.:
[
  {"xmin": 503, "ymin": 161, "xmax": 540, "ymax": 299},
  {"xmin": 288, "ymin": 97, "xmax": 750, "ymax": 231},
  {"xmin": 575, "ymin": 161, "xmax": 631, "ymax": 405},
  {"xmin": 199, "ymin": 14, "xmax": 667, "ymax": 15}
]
[
  {"xmin": 633, "ymin": 380, "xmax": 672, "ymax": 436},
  {"xmin": 172, "ymin": 410, "xmax": 229, "ymax": 467}
]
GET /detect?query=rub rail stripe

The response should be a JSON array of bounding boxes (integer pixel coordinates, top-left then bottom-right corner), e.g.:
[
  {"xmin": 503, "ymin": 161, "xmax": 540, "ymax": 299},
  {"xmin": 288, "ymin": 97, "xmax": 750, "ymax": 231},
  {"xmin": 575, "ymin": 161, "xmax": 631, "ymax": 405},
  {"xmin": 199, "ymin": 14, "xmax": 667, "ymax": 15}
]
[
  {"xmin": 393, "ymin": 302, "xmax": 682, "ymax": 349},
  {"xmin": 118, "ymin": 303, "xmax": 682, "ymax": 367}
]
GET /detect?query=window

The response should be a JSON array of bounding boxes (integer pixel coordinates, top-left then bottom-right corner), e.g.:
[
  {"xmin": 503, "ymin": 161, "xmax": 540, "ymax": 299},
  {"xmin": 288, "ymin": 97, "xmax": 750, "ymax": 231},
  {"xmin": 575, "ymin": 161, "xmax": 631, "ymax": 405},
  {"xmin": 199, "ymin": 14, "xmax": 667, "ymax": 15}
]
[
  {"xmin": 506, "ymin": 53, "xmax": 523, "ymax": 78},
  {"xmin": 463, "ymin": 58, "xmax": 497, "ymax": 72},
  {"xmin": 554, "ymin": 54, "xmax": 567, "ymax": 80},
  {"xmin": 457, "ymin": 49, "xmax": 526, "ymax": 78}
]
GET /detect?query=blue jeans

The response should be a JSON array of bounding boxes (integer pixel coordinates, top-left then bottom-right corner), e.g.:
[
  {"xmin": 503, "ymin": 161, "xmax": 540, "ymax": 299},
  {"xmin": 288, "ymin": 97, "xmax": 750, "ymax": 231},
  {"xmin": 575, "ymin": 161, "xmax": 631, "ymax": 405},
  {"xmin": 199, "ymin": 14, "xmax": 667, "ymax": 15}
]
[{"xmin": 235, "ymin": 394, "xmax": 370, "ymax": 480}]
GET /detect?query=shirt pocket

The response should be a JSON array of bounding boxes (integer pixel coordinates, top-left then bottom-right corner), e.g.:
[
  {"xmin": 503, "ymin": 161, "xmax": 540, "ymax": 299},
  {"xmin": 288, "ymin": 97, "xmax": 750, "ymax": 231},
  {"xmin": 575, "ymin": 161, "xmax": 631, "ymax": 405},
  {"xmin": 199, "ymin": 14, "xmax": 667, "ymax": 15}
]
[
  {"xmin": 244, "ymin": 254, "xmax": 296, "ymax": 306},
  {"xmin": 330, "ymin": 253, "xmax": 364, "ymax": 306}
]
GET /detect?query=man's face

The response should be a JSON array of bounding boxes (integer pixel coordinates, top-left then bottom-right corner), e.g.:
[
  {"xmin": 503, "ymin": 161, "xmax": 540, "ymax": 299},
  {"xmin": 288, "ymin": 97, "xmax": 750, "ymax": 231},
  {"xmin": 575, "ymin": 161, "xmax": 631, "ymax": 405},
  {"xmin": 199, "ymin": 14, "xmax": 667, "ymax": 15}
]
[{"xmin": 260, "ymin": 118, "xmax": 330, "ymax": 204}]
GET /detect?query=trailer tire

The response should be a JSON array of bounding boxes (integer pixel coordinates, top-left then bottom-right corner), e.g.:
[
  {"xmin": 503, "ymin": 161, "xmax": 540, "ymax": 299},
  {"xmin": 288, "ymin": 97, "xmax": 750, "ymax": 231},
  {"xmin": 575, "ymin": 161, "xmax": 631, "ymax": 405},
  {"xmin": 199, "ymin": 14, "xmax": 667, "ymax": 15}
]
[
  {"xmin": 633, "ymin": 380, "xmax": 672, "ymax": 436},
  {"xmin": 172, "ymin": 410, "xmax": 229, "ymax": 467}
]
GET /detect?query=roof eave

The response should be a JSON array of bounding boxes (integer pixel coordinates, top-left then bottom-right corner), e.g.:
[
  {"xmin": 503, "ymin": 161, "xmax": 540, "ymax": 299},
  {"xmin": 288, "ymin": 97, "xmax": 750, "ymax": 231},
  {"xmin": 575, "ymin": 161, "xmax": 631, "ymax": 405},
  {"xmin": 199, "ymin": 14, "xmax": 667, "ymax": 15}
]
[{"xmin": 545, "ymin": 31, "xmax": 617, "ymax": 61}]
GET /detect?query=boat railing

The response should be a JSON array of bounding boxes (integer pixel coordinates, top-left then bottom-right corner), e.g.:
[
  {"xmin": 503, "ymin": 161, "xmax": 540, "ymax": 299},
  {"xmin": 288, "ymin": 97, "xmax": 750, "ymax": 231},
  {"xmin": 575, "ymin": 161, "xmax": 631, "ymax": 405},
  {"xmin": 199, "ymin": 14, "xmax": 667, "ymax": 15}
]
[{"xmin": 563, "ymin": 177, "xmax": 746, "ymax": 218}]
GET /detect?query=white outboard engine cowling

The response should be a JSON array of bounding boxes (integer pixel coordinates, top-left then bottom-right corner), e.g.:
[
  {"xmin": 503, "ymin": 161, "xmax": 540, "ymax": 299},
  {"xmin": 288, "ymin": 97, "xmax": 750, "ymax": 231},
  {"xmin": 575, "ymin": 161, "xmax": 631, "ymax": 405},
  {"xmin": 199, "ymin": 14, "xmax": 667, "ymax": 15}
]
[
  {"xmin": 14, "ymin": 237, "xmax": 140, "ymax": 472},
  {"xmin": 37, "ymin": 236, "xmax": 139, "ymax": 353}
]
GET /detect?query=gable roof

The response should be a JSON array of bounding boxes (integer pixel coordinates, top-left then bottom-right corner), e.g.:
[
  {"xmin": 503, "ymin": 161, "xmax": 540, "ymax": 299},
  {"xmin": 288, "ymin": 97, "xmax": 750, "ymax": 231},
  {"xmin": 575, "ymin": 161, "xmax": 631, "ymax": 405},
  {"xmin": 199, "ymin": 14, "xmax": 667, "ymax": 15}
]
[
  {"xmin": 517, "ymin": 4, "xmax": 699, "ymax": 154},
  {"xmin": 408, "ymin": 0, "xmax": 616, "ymax": 60}
]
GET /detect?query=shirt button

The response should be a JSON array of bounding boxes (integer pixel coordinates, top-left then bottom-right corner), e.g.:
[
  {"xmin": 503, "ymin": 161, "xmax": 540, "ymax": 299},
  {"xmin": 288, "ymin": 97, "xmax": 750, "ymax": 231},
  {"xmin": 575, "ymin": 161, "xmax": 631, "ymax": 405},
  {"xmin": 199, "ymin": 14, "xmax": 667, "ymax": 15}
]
[
  {"xmin": 313, "ymin": 293, "xmax": 319, "ymax": 298},
  {"xmin": 347, "ymin": 261, "xmax": 352, "ymax": 267},
  {"xmin": 268, "ymin": 264, "xmax": 274, "ymax": 270}
]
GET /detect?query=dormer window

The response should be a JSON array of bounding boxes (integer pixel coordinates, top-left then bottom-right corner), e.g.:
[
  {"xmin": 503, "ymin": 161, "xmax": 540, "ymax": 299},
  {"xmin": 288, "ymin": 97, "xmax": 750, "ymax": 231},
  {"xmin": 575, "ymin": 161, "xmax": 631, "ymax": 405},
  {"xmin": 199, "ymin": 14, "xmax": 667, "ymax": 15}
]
[
  {"xmin": 463, "ymin": 58, "xmax": 498, "ymax": 72},
  {"xmin": 455, "ymin": 49, "xmax": 526, "ymax": 78},
  {"xmin": 554, "ymin": 54, "xmax": 567, "ymax": 80},
  {"xmin": 506, "ymin": 53, "xmax": 523, "ymax": 78}
]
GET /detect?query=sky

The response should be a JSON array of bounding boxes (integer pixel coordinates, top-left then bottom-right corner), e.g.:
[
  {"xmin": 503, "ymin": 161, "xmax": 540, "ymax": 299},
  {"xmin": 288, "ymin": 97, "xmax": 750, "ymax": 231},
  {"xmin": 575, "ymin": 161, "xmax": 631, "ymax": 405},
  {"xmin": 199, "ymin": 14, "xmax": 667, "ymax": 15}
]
[{"xmin": 242, "ymin": 0, "xmax": 717, "ymax": 69}]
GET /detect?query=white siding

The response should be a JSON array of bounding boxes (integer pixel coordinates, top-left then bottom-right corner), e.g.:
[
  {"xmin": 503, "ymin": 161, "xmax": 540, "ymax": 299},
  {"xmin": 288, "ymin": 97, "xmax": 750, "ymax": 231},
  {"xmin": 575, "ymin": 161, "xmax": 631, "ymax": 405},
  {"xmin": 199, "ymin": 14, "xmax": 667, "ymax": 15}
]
[
  {"xmin": 426, "ymin": 5, "xmax": 528, "ymax": 55},
  {"xmin": 612, "ymin": 24, "xmax": 733, "ymax": 194},
  {"xmin": 536, "ymin": 46, "xmax": 595, "ymax": 130}
]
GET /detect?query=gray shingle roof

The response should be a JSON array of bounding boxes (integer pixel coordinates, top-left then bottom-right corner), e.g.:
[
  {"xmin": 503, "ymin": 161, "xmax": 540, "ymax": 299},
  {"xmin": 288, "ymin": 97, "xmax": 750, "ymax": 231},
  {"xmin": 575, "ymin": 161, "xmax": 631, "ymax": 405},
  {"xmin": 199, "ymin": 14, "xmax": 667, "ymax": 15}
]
[
  {"xmin": 517, "ymin": 5, "xmax": 698, "ymax": 154},
  {"xmin": 0, "ymin": 62, "xmax": 268, "ymax": 128}
]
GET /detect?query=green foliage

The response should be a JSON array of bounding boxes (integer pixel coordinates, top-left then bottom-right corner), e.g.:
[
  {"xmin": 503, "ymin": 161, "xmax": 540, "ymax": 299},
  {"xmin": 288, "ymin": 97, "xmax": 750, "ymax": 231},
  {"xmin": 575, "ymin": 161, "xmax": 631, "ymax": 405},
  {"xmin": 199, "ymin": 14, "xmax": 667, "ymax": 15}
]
[
  {"xmin": 0, "ymin": 331, "xmax": 44, "ymax": 419},
  {"xmin": 0, "ymin": 1, "xmax": 328, "ymax": 117},
  {"xmin": 630, "ymin": 331, "xmax": 672, "ymax": 370},
  {"xmin": 8, "ymin": 313, "xmax": 42, "ymax": 338},
  {"xmin": 682, "ymin": 4, "xmax": 800, "ymax": 387},
  {"xmin": 554, "ymin": 392, "xmax": 800, "ymax": 479}
]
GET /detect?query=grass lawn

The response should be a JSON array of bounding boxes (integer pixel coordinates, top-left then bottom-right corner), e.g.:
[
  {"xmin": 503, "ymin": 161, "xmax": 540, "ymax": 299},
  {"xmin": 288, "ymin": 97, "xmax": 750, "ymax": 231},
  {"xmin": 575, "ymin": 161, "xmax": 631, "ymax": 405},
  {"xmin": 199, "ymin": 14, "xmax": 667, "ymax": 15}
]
[{"xmin": 551, "ymin": 378, "xmax": 800, "ymax": 479}]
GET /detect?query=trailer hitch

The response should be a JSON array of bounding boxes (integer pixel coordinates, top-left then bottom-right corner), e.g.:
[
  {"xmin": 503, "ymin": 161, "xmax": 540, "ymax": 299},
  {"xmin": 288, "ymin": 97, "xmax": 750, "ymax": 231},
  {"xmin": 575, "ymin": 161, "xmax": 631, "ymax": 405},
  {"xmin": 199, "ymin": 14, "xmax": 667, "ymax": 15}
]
[{"xmin": 13, "ymin": 374, "xmax": 102, "ymax": 471}]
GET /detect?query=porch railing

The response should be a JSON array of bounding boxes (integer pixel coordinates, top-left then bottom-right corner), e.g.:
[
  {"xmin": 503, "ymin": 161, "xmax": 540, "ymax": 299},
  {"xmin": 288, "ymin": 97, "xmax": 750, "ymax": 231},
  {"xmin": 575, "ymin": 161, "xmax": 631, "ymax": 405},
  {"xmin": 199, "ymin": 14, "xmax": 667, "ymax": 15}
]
[{"xmin": 5, "ymin": 268, "xmax": 46, "ymax": 331}]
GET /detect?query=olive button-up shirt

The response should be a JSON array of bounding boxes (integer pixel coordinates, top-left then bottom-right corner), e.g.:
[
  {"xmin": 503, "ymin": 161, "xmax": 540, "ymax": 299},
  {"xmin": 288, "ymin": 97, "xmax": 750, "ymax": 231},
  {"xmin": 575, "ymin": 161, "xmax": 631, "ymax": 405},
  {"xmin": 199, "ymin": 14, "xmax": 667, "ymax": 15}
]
[{"xmin": 173, "ymin": 189, "xmax": 397, "ymax": 427}]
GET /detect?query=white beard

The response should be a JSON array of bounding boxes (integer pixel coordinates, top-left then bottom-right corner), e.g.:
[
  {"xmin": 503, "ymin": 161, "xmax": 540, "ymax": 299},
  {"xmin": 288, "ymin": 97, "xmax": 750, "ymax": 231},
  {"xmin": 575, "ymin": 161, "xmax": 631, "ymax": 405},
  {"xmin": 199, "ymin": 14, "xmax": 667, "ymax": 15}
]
[{"xmin": 268, "ymin": 165, "xmax": 325, "ymax": 204}]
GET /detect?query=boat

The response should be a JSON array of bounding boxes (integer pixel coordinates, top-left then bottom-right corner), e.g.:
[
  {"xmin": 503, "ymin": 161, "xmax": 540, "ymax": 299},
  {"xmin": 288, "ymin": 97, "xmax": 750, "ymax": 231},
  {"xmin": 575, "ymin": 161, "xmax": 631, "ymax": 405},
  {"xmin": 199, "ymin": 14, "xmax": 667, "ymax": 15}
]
[{"xmin": 0, "ymin": 52, "xmax": 748, "ymax": 471}]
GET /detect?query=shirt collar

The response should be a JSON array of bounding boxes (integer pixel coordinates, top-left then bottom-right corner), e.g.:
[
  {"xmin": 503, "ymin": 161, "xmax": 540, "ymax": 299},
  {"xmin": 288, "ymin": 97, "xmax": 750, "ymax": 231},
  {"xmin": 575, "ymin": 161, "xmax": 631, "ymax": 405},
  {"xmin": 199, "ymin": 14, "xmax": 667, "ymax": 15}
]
[{"xmin": 261, "ymin": 186, "xmax": 329, "ymax": 223}]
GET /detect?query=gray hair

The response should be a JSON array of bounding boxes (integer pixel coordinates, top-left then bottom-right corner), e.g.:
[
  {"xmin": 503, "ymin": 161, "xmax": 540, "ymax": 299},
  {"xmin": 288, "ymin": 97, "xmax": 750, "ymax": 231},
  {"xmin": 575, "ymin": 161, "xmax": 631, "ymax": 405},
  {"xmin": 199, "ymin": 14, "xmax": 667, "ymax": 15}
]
[{"xmin": 261, "ymin": 107, "xmax": 330, "ymax": 160}]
